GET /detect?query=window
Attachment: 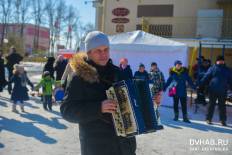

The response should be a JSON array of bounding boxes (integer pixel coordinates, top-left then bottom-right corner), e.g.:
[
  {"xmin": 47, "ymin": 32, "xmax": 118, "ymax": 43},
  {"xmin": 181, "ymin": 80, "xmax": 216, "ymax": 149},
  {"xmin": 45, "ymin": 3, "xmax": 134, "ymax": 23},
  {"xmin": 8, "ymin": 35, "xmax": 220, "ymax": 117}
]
[
  {"xmin": 136, "ymin": 24, "xmax": 173, "ymax": 37},
  {"xmin": 137, "ymin": 5, "xmax": 174, "ymax": 17}
]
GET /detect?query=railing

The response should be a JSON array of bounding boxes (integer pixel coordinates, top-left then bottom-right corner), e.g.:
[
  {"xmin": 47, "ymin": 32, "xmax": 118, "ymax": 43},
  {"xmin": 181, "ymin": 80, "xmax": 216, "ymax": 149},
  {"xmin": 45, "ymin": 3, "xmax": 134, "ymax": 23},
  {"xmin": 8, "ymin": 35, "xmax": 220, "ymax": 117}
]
[{"xmin": 137, "ymin": 17, "xmax": 232, "ymax": 39}]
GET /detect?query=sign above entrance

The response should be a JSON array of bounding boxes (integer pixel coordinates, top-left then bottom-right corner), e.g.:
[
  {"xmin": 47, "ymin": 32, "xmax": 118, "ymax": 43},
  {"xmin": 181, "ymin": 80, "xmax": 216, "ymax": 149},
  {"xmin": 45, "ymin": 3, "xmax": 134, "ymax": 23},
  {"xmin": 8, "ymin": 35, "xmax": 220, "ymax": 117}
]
[
  {"xmin": 112, "ymin": 18, "xmax": 129, "ymax": 23},
  {"xmin": 112, "ymin": 8, "xmax": 130, "ymax": 16}
]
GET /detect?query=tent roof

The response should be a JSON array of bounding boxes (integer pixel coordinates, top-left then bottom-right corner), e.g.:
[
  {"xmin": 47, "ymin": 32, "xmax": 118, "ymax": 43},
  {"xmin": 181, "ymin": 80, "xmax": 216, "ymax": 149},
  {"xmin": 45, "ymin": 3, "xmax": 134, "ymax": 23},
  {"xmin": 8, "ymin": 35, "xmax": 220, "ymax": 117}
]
[{"xmin": 109, "ymin": 30, "xmax": 186, "ymax": 47}]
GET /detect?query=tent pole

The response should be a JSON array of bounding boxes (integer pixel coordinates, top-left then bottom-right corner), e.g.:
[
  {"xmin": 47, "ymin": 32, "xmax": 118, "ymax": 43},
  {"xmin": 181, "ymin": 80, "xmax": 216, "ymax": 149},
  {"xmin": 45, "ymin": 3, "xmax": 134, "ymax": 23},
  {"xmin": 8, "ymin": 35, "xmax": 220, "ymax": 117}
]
[
  {"xmin": 222, "ymin": 44, "xmax": 225, "ymax": 57},
  {"xmin": 195, "ymin": 41, "xmax": 202, "ymax": 113},
  {"xmin": 210, "ymin": 45, "xmax": 213, "ymax": 63}
]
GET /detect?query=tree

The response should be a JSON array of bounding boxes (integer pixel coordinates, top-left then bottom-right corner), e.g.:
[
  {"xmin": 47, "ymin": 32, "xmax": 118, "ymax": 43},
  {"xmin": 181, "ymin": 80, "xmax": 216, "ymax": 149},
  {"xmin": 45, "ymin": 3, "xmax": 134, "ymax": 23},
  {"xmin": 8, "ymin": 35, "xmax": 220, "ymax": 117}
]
[
  {"xmin": 6, "ymin": 33, "xmax": 24, "ymax": 55},
  {"xmin": 44, "ymin": 0, "xmax": 57, "ymax": 55},
  {"xmin": 64, "ymin": 5, "xmax": 79, "ymax": 49},
  {"xmin": 31, "ymin": 0, "xmax": 44, "ymax": 51},
  {"xmin": 81, "ymin": 23, "xmax": 95, "ymax": 37},
  {"xmin": 0, "ymin": 0, "xmax": 13, "ymax": 48},
  {"xmin": 46, "ymin": 0, "xmax": 67, "ymax": 55},
  {"xmin": 13, "ymin": 0, "xmax": 31, "ymax": 37}
]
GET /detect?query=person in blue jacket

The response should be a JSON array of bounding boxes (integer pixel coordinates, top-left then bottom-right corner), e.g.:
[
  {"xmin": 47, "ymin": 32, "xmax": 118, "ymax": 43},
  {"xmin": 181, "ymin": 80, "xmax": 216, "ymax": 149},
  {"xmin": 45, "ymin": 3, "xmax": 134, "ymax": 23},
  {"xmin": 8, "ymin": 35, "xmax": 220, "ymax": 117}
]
[
  {"xmin": 164, "ymin": 60, "xmax": 195, "ymax": 123},
  {"xmin": 200, "ymin": 55, "xmax": 232, "ymax": 126}
]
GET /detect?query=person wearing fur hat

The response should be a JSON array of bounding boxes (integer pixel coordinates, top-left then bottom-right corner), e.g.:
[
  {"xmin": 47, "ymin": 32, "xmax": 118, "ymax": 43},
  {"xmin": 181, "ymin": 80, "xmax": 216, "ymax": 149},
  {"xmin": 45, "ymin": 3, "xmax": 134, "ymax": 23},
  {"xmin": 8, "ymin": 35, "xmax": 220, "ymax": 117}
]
[
  {"xmin": 9, "ymin": 64, "xmax": 33, "ymax": 112},
  {"xmin": 60, "ymin": 31, "xmax": 136, "ymax": 155},
  {"xmin": 200, "ymin": 55, "xmax": 232, "ymax": 126},
  {"xmin": 164, "ymin": 60, "xmax": 195, "ymax": 123}
]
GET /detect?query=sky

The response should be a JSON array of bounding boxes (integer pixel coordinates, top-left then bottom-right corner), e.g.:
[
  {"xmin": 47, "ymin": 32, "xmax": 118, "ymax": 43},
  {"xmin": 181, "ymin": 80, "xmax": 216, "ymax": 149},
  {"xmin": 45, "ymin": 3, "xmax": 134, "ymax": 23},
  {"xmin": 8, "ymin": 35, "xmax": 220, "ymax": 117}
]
[{"xmin": 65, "ymin": 0, "xmax": 96, "ymax": 26}]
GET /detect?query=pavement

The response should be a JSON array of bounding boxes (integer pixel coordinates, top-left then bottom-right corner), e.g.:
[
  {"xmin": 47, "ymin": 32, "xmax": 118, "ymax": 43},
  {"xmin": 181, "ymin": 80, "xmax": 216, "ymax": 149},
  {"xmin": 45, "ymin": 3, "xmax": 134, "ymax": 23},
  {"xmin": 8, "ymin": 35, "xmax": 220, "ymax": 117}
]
[{"xmin": 0, "ymin": 63, "xmax": 232, "ymax": 155}]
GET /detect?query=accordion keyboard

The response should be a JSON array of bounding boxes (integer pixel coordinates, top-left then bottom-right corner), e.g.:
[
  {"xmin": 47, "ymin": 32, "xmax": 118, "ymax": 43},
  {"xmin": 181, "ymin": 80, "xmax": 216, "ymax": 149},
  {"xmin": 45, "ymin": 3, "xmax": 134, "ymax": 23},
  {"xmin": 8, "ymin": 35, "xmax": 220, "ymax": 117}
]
[
  {"xmin": 106, "ymin": 86, "xmax": 137, "ymax": 137},
  {"xmin": 106, "ymin": 87, "xmax": 126, "ymax": 136}
]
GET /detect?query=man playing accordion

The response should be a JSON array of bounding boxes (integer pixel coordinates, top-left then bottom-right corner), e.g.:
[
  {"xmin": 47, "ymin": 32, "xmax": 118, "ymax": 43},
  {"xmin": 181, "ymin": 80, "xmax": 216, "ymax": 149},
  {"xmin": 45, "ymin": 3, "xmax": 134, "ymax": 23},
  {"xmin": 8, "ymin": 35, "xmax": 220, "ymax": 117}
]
[{"xmin": 60, "ymin": 31, "xmax": 136, "ymax": 155}]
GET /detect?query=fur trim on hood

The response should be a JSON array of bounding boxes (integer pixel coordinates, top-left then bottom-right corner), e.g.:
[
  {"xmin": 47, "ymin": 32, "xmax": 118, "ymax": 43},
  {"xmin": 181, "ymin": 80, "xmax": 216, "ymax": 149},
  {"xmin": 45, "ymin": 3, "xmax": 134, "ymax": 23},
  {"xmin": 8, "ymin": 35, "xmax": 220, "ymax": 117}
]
[
  {"xmin": 169, "ymin": 67, "xmax": 188, "ymax": 75},
  {"xmin": 69, "ymin": 52, "xmax": 99, "ymax": 83}
]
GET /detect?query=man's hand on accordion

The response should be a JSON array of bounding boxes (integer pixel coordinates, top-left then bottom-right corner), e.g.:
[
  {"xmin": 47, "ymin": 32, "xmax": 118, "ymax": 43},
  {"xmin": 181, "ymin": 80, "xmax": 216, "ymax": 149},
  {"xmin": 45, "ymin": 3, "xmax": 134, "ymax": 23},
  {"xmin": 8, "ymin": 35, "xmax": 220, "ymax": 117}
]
[{"xmin": 101, "ymin": 99, "xmax": 117, "ymax": 113}]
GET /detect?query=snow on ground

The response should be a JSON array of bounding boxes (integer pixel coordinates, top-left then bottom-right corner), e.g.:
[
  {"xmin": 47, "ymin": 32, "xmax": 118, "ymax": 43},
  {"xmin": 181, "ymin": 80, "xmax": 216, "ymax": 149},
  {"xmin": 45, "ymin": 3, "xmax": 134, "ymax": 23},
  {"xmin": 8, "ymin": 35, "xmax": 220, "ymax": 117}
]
[
  {"xmin": 0, "ymin": 62, "xmax": 232, "ymax": 155},
  {"xmin": 1, "ymin": 89, "xmax": 231, "ymax": 155}
]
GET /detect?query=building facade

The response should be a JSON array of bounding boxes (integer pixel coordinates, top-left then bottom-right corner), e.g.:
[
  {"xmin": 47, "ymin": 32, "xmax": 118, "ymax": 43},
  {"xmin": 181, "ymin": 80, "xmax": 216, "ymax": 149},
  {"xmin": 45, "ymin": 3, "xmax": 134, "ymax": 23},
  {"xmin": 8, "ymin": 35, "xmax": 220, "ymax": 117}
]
[
  {"xmin": 95, "ymin": 0, "xmax": 232, "ymax": 68},
  {"xmin": 95, "ymin": 0, "xmax": 231, "ymax": 39},
  {"xmin": 0, "ymin": 24, "xmax": 50, "ymax": 53}
]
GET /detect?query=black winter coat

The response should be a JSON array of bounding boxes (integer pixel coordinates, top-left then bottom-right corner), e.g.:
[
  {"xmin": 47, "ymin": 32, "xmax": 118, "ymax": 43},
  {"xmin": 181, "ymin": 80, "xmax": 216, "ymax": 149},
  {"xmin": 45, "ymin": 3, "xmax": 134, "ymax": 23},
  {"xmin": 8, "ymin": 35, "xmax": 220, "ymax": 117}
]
[
  {"xmin": 60, "ymin": 53, "xmax": 136, "ymax": 155},
  {"xmin": 200, "ymin": 64, "xmax": 232, "ymax": 96},
  {"xmin": 5, "ymin": 52, "xmax": 23, "ymax": 72},
  {"xmin": 119, "ymin": 65, "xmax": 133, "ymax": 80},
  {"xmin": 0, "ymin": 58, "xmax": 6, "ymax": 91},
  {"xmin": 54, "ymin": 60, "xmax": 67, "ymax": 81},
  {"xmin": 9, "ymin": 72, "xmax": 33, "ymax": 101},
  {"xmin": 43, "ymin": 57, "xmax": 55, "ymax": 79},
  {"xmin": 134, "ymin": 70, "xmax": 149, "ymax": 81}
]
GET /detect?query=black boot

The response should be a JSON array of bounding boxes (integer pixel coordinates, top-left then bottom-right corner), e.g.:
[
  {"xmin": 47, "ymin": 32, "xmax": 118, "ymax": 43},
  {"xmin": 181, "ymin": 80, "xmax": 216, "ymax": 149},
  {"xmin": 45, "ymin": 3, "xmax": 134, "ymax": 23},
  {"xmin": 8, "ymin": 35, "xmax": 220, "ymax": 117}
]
[
  {"xmin": 206, "ymin": 119, "xmax": 213, "ymax": 125},
  {"xmin": 173, "ymin": 113, "xmax": 179, "ymax": 121},
  {"xmin": 221, "ymin": 121, "xmax": 227, "ymax": 126},
  {"xmin": 183, "ymin": 116, "xmax": 191, "ymax": 123}
]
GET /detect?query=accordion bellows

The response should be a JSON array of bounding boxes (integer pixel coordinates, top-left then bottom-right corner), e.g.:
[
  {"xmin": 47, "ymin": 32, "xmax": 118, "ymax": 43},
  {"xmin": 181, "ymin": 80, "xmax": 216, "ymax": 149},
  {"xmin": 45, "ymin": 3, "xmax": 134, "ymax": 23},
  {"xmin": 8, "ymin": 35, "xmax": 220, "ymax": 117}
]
[{"xmin": 106, "ymin": 79, "xmax": 158, "ymax": 137}]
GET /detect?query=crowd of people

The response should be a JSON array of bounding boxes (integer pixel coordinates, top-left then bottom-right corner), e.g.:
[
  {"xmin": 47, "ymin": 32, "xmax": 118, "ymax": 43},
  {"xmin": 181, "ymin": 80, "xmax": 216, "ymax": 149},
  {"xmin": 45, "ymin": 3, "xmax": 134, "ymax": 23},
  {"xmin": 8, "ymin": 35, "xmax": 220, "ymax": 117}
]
[
  {"xmin": 59, "ymin": 31, "xmax": 232, "ymax": 155},
  {"xmin": 0, "ymin": 31, "xmax": 232, "ymax": 155},
  {"xmin": 0, "ymin": 47, "xmax": 68, "ymax": 112}
]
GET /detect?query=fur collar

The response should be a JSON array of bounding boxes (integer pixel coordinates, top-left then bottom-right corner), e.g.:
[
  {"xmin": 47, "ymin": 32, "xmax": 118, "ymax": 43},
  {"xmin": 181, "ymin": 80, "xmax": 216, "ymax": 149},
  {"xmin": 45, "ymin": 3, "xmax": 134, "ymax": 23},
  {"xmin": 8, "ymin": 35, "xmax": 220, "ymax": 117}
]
[
  {"xmin": 169, "ymin": 67, "xmax": 188, "ymax": 75},
  {"xmin": 69, "ymin": 52, "xmax": 99, "ymax": 83}
]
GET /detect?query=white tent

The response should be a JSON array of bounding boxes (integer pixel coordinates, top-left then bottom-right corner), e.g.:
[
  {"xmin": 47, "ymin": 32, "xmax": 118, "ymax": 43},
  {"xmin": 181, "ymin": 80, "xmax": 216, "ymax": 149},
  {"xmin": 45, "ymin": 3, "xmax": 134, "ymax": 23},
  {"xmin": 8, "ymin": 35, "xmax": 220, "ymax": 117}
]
[{"xmin": 109, "ymin": 30, "xmax": 189, "ymax": 106}]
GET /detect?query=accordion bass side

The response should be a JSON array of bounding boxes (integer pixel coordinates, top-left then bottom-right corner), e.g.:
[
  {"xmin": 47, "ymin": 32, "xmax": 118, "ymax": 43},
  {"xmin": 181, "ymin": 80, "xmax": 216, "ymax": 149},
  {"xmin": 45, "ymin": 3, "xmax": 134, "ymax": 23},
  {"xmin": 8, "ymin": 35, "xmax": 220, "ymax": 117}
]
[{"xmin": 106, "ymin": 79, "xmax": 158, "ymax": 137}]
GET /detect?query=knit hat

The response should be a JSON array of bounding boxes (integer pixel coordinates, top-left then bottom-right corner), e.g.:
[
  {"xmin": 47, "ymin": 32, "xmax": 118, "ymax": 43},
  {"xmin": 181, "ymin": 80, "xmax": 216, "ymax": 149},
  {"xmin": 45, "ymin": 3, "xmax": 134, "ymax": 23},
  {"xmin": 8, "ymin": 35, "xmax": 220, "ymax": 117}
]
[
  {"xmin": 216, "ymin": 55, "xmax": 224, "ymax": 61},
  {"xmin": 139, "ymin": 63, "xmax": 145, "ymax": 68},
  {"xmin": 196, "ymin": 56, "xmax": 205, "ymax": 61},
  {"xmin": 84, "ymin": 31, "xmax": 109, "ymax": 52},
  {"xmin": 174, "ymin": 60, "xmax": 182, "ymax": 66},
  {"xmin": 151, "ymin": 62, "xmax": 157, "ymax": 66},
  {"xmin": 43, "ymin": 71, "xmax": 50, "ymax": 77}
]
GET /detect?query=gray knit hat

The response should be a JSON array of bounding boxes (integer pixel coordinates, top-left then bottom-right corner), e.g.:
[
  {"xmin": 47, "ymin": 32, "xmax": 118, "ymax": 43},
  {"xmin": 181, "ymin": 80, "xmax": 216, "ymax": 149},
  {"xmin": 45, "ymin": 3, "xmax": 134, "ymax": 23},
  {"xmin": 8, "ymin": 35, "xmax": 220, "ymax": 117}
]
[{"xmin": 84, "ymin": 31, "xmax": 109, "ymax": 52}]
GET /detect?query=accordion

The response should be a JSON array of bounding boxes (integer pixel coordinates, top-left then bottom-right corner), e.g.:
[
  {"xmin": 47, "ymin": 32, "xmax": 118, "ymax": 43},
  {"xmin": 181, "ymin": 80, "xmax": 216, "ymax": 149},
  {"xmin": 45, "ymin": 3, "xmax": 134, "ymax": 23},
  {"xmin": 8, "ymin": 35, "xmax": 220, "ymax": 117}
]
[{"xmin": 106, "ymin": 79, "xmax": 158, "ymax": 137}]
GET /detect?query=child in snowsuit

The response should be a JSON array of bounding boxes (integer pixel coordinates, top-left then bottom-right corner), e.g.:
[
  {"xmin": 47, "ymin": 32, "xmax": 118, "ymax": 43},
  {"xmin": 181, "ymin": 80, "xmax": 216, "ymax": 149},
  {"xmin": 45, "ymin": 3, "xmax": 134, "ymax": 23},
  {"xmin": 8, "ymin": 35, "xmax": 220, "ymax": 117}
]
[
  {"xmin": 35, "ymin": 71, "xmax": 55, "ymax": 111},
  {"xmin": 9, "ymin": 64, "xmax": 34, "ymax": 112}
]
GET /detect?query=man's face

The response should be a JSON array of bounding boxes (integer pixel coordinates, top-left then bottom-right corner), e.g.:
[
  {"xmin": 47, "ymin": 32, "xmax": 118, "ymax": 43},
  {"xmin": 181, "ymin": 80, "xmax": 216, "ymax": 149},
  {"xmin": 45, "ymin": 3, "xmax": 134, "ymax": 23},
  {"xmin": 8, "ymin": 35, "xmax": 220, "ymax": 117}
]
[
  {"xmin": 175, "ymin": 64, "xmax": 182, "ymax": 70},
  {"xmin": 216, "ymin": 60, "xmax": 224, "ymax": 65},
  {"xmin": 88, "ymin": 45, "xmax": 109, "ymax": 66},
  {"xmin": 121, "ymin": 60, "xmax": 128, "ymax": 66},
  {"xmin": 19, "ymin": 67, "xmax": 24, "ymax": 74},
  {"xmin": 139, "ymin": 67, "xmax": 145, "ymax": 72},
  {"xmin": 58, "ymin": 55, "xmax": 64, "ymax": 61},
  {"xmin": 151, "ymin": 65, "xmax": 157, "ymax": 71}
]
